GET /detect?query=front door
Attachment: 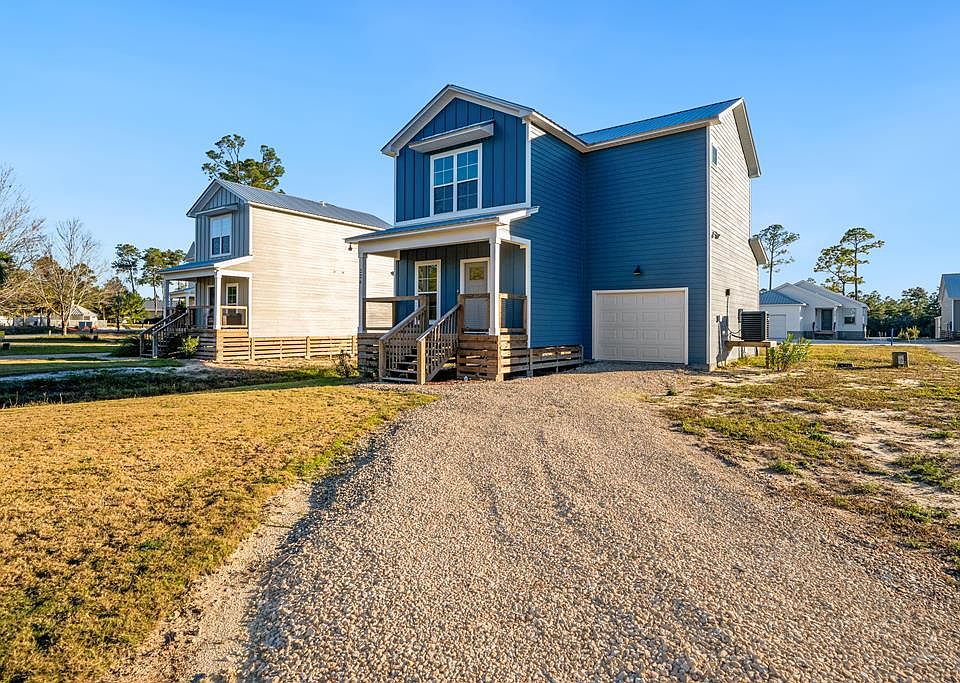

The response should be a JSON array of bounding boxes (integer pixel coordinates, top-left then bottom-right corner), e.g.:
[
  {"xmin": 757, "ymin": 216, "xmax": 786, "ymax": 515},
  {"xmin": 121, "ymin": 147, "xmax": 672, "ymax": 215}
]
[
  {"xmin": 462, "ymin": 259, "xmax": 489, "ymax": 332},
  {"xmin": 819, "ymin": 308, "xmax": 834, "ymax": 332}
]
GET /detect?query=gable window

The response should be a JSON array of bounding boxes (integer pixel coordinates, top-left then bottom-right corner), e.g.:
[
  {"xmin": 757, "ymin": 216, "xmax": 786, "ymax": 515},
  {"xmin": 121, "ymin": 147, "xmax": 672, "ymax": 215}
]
[
  {"xmin": 415, "ymin": 260, "xmax": 440, "ymax": 322},
  {"xmin": 711, "ymin": 145, "xmax": 719, "ymax": 167},
  {"xmin": 210, "ymin": 214, "xmax": 232, "ymax": 256},
  {"xmin": 431, "ymin": 146, "xmax": 480, "ymax": 216}
]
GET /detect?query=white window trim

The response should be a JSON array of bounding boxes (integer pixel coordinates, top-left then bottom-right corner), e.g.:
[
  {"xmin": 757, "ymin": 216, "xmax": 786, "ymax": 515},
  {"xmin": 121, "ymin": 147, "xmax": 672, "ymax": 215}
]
[
  {"xmin": 225, "ymin": 283, "xmax": 239, "ymax": 306},
  {"xmin": 414, "ymin": 259, "xmax": 441, "ymax": 323},
  {"xmin": 210, "ymin": 213, "xmax": 233, "ymax": 257},
  {"xmin": 429, "ymin": 143, "xmax": 482, "ymax": 218},
  {"xmin": 458, "ymin": 256, "xmax": 490, "ymax": 293},
  {"xmin": 710, "ymin": 144, "xmax": 719, "ymax": 167}
]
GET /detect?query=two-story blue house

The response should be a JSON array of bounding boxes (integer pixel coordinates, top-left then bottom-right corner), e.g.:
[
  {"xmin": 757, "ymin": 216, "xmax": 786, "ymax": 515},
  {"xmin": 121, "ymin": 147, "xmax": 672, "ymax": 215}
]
[{"xmin": 349, "ymin": 85, "xmax": 766, "ymax": 382}]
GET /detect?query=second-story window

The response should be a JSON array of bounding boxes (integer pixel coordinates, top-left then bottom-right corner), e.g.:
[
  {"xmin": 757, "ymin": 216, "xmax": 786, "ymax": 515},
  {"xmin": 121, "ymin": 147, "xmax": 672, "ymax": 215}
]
[
  {"xmin": 431, "ymin": 146, "xmax": 480, "ymax": 215},
  {"xmin": 210, "ymin": 214, "xmax": 232, "ymax": 256}
]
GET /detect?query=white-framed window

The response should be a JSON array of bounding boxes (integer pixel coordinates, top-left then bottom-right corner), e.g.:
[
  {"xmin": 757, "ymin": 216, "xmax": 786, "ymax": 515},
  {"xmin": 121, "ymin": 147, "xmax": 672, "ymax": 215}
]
[
  {"xmin": 415, "ymin": 259, "xmax": 441, "ymax": 322},
  {"xmin": 226, "ymin": 283, "xmax": 238, "ymax": 306},
  {"xmin": 710, "ymin": 144, "xmax": 719, "ymax": 167},
  {"xmin": 430, "ymin": 145, "xmax": 480, "ymax": 216},
  {"xmin": 210, "ymin": 214, "xmax": 232, "ymax": 256},
  {"xmin": 842, "ymin": 307, "xmax": 856, "ymax": 325}
]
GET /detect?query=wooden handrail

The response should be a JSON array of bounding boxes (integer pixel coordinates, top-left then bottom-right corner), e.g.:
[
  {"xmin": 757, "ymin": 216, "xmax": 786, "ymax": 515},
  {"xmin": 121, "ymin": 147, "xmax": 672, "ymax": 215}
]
[
  {"xmin": 364, "ymin": 295, "xmax": 422, "ymax": 303},
  {"xmin": 416, "ymin": 303, "xmax": 461, "ymax": 383},
  {"xmin": 377, "ymin": 297, "xmax": 430, "ymax": 379}
]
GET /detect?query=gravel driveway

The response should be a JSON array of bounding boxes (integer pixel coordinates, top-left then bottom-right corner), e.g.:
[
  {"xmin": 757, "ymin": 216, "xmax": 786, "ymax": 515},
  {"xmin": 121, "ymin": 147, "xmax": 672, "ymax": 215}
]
[{"xmin": 237, "ymin": 366, "xmax": 959, "ymax": 681}]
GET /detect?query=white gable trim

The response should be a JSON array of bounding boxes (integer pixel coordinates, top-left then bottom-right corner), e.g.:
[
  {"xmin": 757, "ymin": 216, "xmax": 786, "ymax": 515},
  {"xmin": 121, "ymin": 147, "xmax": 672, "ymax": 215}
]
[
  {"xmin": 187, "ymin": 179, "xmax": 238, "ymax": 217},
  {"xmin": 382, "ymin": 85, "xmax": 533, "ymax": 156}
]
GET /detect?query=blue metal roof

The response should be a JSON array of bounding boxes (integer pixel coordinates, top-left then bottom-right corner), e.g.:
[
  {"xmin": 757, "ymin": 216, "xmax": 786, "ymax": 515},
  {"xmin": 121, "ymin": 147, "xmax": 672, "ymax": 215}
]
[
  {"xmin": 577, "ymin": 99, "xmax": 741, "ymax": 144},
  {"xmin": 760, "ymin": 290, "xmax": 804, "ymax": 306},
  {"xmin": 943, "ymin": 273, "xmax": 960, "ymax": 298},
  {"xmin": 212, "ymin": 180, "xmax": 390, "ymax": 230},
  {"xmin": 162, "ymin": 259, "xmax": 217, "ymax": 273}
]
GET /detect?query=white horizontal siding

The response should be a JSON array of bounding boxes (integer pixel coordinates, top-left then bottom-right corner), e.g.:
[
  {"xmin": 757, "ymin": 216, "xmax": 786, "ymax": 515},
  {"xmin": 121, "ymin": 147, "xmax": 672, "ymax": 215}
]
[
  {"xmin": 247, "ymin": 207, "xmax": 392, "ymax": 337},
  {"xmin": 709, "ymin": 109, "xmax": 759, "ymax": 365}
]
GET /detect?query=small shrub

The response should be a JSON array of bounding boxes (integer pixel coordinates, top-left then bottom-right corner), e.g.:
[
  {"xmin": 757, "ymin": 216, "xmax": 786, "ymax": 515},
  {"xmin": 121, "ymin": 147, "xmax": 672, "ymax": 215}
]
[
  {"xmin": 333, "ymin": 350, "xmax": 354, "ymax": 378},
  {"xmin": 115, "ymin": 336, "xmax": 141, "ymax": 357},
  {"xmin": 78, "ymin": 334, "xmax": 92, "ymax": 341},
  {"xmin": 767, "ymin": 334, "xmax": 812, "ymax": 372},
  {"xmin": 178, "ymin": 335, "xmax": 200, "ymax": 359},
  {"xmin": 770, "ymin": 458, "xmax": 799, "ymax": 475}
]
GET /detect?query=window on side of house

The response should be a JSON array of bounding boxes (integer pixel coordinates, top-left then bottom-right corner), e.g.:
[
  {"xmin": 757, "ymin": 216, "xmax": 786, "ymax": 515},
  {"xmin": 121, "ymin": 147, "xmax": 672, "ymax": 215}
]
[
  {"xmin": 431, "ymin": 146, "xmax": 480, "ymax": 215},
  {"xmin": 415, "ymin": 260, "xmax": 440, "ymax": 322},
  {"xmin": 842, "ymin": 307, "xmax": 856, "ymax": 325},
  {"xmin": 711, "ymin": 144, "xmax": 719, "ymax": 167},
  {"xmin": 226, "ymin": 283, "xmax": 238, "ymax": 306},
  {"xmin": 210, "ymin": 214, "xmax": 232, "ymax": 256}
]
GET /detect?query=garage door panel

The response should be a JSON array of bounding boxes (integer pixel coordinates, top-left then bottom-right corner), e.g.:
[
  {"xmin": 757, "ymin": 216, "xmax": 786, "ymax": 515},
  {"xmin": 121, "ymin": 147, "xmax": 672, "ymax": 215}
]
[{"xmin": 594, "ymin": 290, "xmax": 686, "ymax": 364}]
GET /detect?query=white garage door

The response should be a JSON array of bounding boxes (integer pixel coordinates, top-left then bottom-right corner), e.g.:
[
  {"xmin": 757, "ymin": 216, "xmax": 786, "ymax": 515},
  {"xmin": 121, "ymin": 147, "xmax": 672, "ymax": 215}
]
[
  {"xmin": 768, "ymin": 314, "xmax": 787, "ymax": 340},
  {"xmin": 593, "ymin": 289, "xmax": 687, "ymax": 363}
]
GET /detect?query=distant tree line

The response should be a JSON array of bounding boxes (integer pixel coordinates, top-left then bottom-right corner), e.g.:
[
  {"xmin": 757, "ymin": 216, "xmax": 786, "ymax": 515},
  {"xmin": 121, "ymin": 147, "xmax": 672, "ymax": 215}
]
[
  {"xmin": 0, "ymin": 165, "xmax": 185, "ymax": 333},
  {"xmin": 754, "ymin": 223, "xmax": 940, "ymax": 338}
]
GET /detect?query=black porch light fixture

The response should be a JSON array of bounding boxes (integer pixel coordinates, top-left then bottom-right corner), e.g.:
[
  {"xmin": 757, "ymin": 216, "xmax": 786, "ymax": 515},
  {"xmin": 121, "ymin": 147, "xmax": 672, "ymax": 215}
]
[{"xmin": 633, "ymin": 266, "xmax": 643, "ymax": 277}]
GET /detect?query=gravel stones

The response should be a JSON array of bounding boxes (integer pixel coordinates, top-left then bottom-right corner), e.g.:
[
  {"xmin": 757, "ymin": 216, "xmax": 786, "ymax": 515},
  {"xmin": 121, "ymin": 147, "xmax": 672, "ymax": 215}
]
[{"xmin": 214, "ymin": 367, "xmax": 960, "ymax": 679}]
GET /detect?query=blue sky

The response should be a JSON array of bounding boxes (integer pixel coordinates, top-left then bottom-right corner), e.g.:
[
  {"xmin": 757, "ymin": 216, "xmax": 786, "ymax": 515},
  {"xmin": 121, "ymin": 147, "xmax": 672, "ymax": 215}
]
[{"xmin": 2, "ymin": 1, "xmax": 957, "ymax": 297}]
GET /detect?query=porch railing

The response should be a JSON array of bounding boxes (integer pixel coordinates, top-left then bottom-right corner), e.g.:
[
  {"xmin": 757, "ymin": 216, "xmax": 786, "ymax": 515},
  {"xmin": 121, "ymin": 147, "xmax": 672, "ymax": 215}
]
[
  {"xmin": 180, "ymin": 305, "xmax": 248, "ymax": 329},
  {"xmin": 457, "ymin": 293, "xmax": 527, "ymax": 334},
  {"xmin": 362, "ymin": 296, "xmax": 424, "ymax": 333},
  {"xmin": 139, "ymin": 309, "xmax": 189, "ymax": 358},
  {"xmin": 416, "ymin": 303, "xmax": 461, "ymax": 383}
]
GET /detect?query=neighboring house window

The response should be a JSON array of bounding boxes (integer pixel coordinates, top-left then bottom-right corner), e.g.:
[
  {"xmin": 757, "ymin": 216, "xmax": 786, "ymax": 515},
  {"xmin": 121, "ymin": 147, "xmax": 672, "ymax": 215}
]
[
  {"xmin": 226, "ymin": 284, "xmax": 238, "ymax": 306},
  {"xmin": 842, "ymin": 307, "xmax": 856, "ymax": 325},
  {"xmin": 210, "ymin": 214, "xmax": 232, "ymax": 256},
  {"xmin": 431, "ymin": 146, "xmax": 480, "ymax": 215},
  {"xmin": 415, "ymin": 260, "xmax": 440, "ymax": 321},
  {"xmin": 711, "ymin": 145, "xmax": 719, "ymax": 166}
]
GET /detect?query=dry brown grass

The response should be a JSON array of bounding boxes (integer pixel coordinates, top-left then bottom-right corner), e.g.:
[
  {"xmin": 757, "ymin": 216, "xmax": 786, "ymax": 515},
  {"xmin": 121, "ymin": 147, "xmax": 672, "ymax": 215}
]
[
  {"xmin": 663, "ymin": 345, "xmax": 960, "ymax": 578},
  {"xmin": 0, "ymin": 381, "xmax": 434, "ymax": 680}
]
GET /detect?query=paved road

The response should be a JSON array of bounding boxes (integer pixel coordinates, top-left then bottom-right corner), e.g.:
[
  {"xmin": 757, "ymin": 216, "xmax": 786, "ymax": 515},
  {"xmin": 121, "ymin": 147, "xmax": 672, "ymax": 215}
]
[
  {"xmin": 929, "ymin": 343, "xmax": 960, "ymax": 364},
  {"xmin": 233, "ymin": 368, "xmax": 959, "ymax": 680}
]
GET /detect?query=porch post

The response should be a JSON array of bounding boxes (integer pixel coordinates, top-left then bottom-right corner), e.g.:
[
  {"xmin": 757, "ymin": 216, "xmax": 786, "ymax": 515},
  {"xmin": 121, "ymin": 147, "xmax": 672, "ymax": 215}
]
[
  {"xmin": 489, "ymin": 235, "xmax": 501, "ymax": 336},
  {"xmin": 358, "ymin": 250, "xmax": 368, "ymax": 334},
  {"xmin": 246, "ymin": 274, "xmax": 252, "ymax": 332},
  {"xmin": 214, "ymin": 271, "xmax": 222, "ymax": 330},
  {"xmin": 162, "ymin": 279, "xmax": 170, "ymax": 318}
]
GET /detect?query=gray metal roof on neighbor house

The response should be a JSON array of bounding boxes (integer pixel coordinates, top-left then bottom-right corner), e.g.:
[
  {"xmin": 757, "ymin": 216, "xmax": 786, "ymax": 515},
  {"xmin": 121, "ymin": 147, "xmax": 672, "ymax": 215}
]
[
  {"xmin": 760, "ymin": 290, "xmax": 804, "ymax": 306},
  {"xmin": 577, "ymin": 99, "xmax": 742, "ymax": 144},
  {"xmin": 942, "ymin": 273, "xmax": 960, "ymax": 298},
  {"xmin": 191, "ymin": 180, "xmax": 390, "ymax": 231}
]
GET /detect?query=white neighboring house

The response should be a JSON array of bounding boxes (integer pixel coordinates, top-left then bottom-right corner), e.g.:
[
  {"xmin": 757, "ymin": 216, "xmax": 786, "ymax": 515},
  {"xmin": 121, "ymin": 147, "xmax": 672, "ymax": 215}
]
[
  {"xmin": 758, "ymin": 289, "xmax": 806, "ymax": 340},
  {"xmin": 937, "ymin": 273, "xmax": 960, "ymax": 338},
  {"xmin": 24, "ymin": 304, "xmax": 100, "ymax": 331},
  {"xmin": 760, "ymin": 280, "xmax": 868, "ymax": 340}
]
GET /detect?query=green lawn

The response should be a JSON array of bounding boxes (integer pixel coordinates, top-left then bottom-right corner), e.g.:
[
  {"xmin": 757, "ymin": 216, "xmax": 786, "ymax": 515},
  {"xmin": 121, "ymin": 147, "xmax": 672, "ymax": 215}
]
[
  {"xmin": 0, "ymin": 335, "xmax": 124, "ymax": 356},
  {"xmin": 662, "ymin": 345, "xmax": 960, "ymax": 577},
  {"xmin": 0, "ymin": 378, "xmax": 434, "ymax": 680},
  {"xmin": 0, "ymin": 357, "xmax": 178, "ymax": 378}
]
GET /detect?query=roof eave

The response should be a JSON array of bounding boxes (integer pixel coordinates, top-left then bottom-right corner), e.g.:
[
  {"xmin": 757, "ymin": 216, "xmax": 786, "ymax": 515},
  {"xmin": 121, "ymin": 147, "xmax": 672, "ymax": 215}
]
[
  {"xmin": 730, "ymin": 99, "xmax": 761, "ymax": 178},
  {"xmin": 244, "ymin": 201, "xmax": 386, "ymax": 232},
  {"xmin": 345, "ymin": 207, "xmax": 539, "ymax": 244}
]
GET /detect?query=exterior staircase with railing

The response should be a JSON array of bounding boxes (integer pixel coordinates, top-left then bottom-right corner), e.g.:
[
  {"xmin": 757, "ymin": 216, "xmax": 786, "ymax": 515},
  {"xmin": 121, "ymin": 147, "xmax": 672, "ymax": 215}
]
[
  {"xmin": 377, "ymin": 300, "xmax": 462, "ymax": 383},
  {"xmin": 139, "ymin": 309, "xmax": 189, "ymax": 358}
]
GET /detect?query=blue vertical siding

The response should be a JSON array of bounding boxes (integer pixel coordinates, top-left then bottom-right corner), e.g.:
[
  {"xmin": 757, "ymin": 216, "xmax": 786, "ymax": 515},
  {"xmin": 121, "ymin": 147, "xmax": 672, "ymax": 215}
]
[
  {"xmin": 194, "ymin": 185, "xmax": 248, "ymax": 261},
  {"xmin": 395, "ymin": 98, "xmax": 527, "ymax": 223},
  {"xmin": 583, "ymin": 128, "xmax": 709, "ymax": 364},
  {"xmin": 509, "ymin": 132, "xmax": 586, "ymax": 347}
]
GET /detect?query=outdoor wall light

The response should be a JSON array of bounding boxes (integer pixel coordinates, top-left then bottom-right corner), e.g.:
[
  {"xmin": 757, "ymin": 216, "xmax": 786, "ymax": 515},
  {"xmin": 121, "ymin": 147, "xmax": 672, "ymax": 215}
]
[{"xmin": 633, "ymin": 266, "xmax": 643, "ymax": 276}]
